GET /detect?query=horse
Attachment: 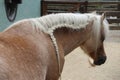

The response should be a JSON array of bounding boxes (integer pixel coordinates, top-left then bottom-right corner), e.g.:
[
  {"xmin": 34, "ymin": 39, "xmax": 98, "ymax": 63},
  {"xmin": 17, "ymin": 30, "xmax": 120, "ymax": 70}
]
[{"xmin": 0, "ymin": 12, "xmax": 109, "ymax": 80}]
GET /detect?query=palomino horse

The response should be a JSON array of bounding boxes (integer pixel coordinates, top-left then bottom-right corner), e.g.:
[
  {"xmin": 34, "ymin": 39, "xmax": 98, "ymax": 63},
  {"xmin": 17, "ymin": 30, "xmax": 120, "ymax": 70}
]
[{"xmin": 0, "ymin": 12, "xmax": 109, "ymax": 80}]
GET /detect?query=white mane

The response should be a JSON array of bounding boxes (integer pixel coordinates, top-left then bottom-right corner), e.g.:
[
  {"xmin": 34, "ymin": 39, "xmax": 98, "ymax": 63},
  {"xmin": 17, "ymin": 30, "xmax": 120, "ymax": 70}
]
[{"xmin": 29, "ymin": 13, "xmax": 96, "ymax": 34}]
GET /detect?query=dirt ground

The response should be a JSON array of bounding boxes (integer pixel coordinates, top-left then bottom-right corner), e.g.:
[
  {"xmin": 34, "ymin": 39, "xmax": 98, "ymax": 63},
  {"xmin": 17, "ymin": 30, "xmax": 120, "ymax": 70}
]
[{"xmin": 61, "ymin": 30, "xmax": 120, "ymax": 80}]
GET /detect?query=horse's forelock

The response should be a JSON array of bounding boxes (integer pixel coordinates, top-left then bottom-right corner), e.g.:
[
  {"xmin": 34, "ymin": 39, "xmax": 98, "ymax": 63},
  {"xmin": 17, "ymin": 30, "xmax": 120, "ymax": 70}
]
[{"xmin": 91, "ymin": 14, "xmax": 109, "ymax": 51}]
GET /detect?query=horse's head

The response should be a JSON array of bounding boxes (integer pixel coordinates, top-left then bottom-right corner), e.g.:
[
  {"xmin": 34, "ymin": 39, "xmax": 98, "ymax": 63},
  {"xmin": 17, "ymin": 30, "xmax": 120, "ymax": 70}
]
[{"xmin": 80, "ymin": 13, "xmax": 109, "ymax": 66}]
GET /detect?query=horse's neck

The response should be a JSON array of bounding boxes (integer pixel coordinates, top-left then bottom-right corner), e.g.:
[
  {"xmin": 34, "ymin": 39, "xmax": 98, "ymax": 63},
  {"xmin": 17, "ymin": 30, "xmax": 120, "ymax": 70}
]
[{"xmin": 54, "ymin": 27, "xmax": 91, "ymax": 56}]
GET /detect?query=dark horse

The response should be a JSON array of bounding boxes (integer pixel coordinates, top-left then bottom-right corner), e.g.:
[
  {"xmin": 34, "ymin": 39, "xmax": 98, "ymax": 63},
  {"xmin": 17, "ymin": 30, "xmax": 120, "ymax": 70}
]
[{"xmin": 0, "ymin": 12, "xmax": 109, "ymax": 80}]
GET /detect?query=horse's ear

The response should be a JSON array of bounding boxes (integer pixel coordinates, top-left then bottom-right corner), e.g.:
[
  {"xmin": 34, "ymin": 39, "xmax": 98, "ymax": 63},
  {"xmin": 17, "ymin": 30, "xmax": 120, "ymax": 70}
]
[
  {"xmin": 91, "ymin": 11, "xmax": 97, "ymax": 14},
  {"xmin": 101, "ymin": 12, "xmax": 106, "ymax": 22}
]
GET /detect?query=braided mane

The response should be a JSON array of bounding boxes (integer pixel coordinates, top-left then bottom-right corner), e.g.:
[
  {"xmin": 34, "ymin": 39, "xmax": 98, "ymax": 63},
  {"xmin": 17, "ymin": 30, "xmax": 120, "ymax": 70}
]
[{"xmin": 29, "ymin": 13, "xmax": 96, "ymax": 34}]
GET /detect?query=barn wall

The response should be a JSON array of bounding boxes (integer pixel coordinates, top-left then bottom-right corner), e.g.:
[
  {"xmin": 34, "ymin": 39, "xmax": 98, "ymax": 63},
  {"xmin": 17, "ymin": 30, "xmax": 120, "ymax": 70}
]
[{"xmin": 0, "ymin": 0, "xmax": 41, "ymax": 31}]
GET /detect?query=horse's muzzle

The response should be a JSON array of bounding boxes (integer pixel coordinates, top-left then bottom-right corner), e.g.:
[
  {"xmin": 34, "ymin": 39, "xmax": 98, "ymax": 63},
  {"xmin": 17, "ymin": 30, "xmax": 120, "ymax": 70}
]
[{"xmin": 94, "ymin": 56, "xmax": 107, "ymax": 65}]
